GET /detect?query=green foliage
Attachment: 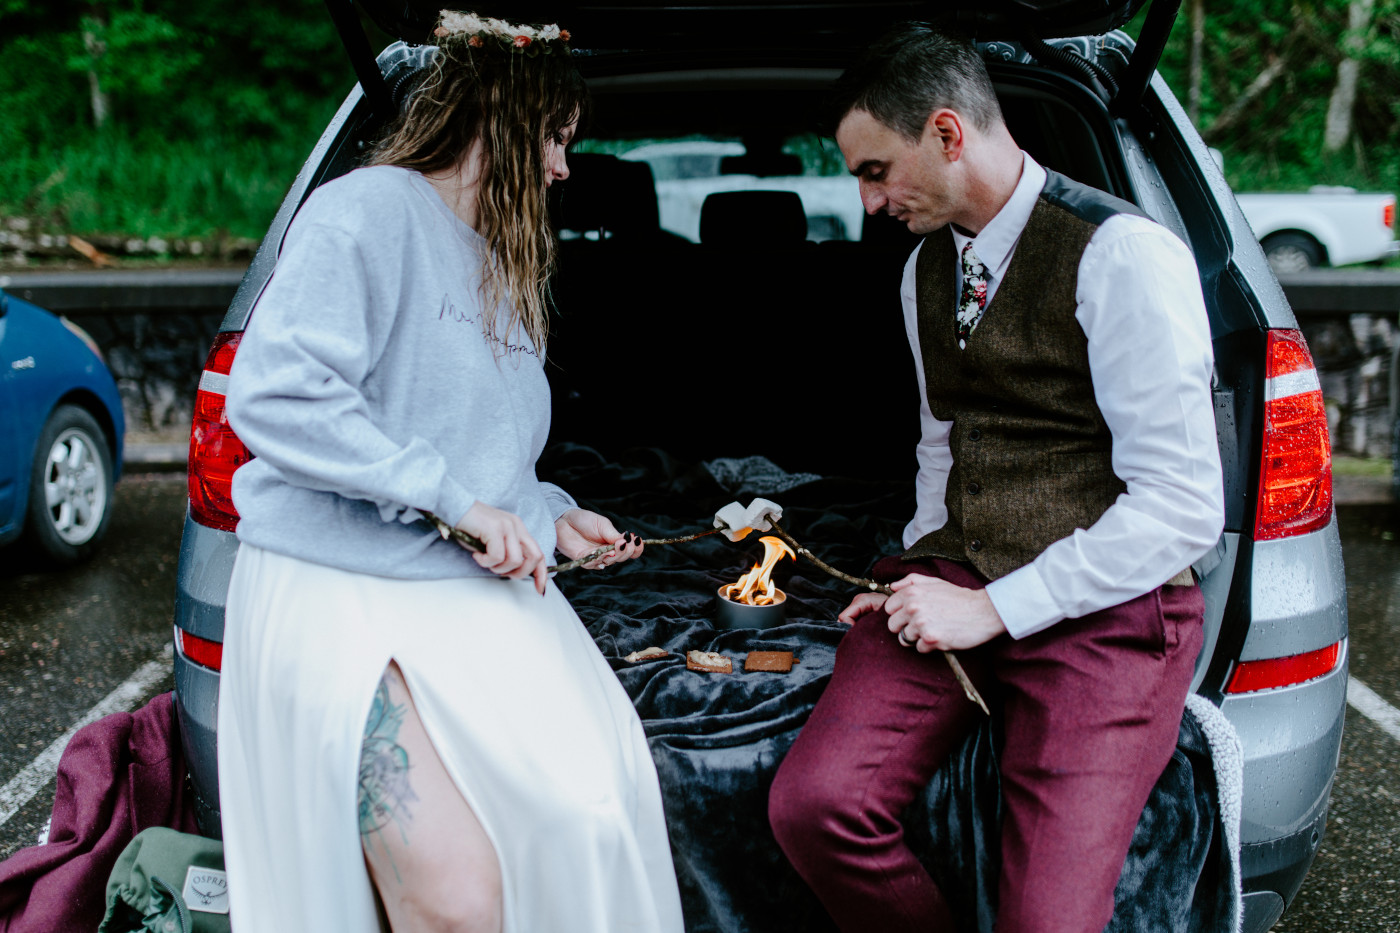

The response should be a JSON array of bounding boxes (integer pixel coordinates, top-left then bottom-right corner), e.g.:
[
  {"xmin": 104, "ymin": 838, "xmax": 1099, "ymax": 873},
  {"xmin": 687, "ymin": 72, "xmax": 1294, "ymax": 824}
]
[
  {"xmin": 1133, "ymin": 0, "xmax": 1400, "ymax": 193},
  {"xmin": 65, "ymin": 11, "xmax": 200, "ymax": 100},
  {"xmin": 0, "ymin": 0, "xmax": 352, "ymax": 240},
  {"xmin": 4, "ymin": 1, "xmax": 1399, "ymax": 245}
]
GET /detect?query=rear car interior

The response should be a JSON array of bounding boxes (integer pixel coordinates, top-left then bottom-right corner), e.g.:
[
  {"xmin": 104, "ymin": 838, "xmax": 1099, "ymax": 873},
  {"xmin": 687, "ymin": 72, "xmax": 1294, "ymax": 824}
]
[{"xmin": 545, "ymin": 62, "xmax": 1152, "ymax": 482}]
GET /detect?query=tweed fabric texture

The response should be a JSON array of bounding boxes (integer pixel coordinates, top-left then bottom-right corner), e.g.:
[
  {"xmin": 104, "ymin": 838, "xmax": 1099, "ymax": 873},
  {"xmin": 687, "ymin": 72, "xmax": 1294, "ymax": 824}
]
[{"xmin": 903, "ymin": 173, "xmax": 1133, "ymax": 579}]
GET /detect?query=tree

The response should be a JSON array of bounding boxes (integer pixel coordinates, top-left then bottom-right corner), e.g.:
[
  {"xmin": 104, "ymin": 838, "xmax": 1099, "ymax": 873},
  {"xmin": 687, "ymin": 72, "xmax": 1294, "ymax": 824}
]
[{"xmin": 1324, "ymin": 0, "xmax": 1377, "ymax": 153}]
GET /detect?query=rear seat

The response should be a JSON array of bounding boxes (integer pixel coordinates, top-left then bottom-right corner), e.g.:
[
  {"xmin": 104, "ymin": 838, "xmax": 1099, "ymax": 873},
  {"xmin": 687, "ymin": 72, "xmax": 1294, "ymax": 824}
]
[{"xmin": 549, "ymin": 161, "xmax": 919, "ymax": 479}]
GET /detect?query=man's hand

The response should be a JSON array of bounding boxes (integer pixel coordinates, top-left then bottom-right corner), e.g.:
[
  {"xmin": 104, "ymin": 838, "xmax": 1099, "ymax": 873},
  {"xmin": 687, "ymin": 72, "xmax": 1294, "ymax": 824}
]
[
  {"xmin": 837, "ymin": 592, "xmax": 889, "ymax": 625},
  {"xmin": 555, "ymin": 508, "xmax": 643, "ymax": 570},
  {"xmin": 885, "ymin": 574, "xmax": 1007, "ymax": 652},
  {"xmin": 456, "ymin": 502, "xmax": 548, "ymax": 594}
]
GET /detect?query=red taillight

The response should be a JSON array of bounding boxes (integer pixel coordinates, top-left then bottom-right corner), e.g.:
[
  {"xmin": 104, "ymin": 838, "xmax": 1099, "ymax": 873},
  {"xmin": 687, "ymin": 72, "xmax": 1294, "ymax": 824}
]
[
  {"xmin": 1226, "ymin": 642, "xmax": 1341, "ymax": 694},
  {"xmin": 1254, "ymin": 329, "xmax": 1333, "ymax": 541},
  {"xmin": 189, "ymin": 332, "xmax": 254, "ymax": 532},
  {"xmin": 175, "ymin": 625, "xmax": 224, "ymax": 672},
  {"xmin": 1385, "ymin": 200, "xmax": 1395, "ymax": 230}
]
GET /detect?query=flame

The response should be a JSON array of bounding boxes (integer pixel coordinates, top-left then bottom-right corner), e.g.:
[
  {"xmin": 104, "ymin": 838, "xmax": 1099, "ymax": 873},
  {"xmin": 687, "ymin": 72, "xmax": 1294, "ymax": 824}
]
[{"xmin": 720, "ymin": 535, "xmax": 795, "ymax": 606}]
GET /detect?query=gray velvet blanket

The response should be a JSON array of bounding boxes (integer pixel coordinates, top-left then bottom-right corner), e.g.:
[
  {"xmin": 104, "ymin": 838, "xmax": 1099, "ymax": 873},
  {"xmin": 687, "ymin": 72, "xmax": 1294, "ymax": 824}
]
[{"xmin": 543, "ymin": 443, "xmax": 1241, "ymax": 933}]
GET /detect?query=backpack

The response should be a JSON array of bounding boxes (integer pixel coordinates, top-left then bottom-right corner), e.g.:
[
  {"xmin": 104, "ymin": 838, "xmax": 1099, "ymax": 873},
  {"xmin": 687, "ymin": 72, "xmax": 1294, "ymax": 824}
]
[{"xmin": 98, "ymin": 828, "xmax": 230, "ymax": 933}]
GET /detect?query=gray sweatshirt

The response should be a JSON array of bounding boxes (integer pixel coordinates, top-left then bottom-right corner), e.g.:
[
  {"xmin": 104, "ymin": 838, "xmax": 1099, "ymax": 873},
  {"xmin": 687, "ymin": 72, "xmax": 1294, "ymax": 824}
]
[{"xmin": 227, "ymin": 164, "xmax": 575, "ymax": 579}]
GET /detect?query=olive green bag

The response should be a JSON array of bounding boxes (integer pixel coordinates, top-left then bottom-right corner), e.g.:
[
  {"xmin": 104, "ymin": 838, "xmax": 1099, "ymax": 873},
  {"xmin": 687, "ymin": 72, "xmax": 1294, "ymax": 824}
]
[{"xmin": 98, "ymin": 827, "xmax": 230, "ymax": 933}]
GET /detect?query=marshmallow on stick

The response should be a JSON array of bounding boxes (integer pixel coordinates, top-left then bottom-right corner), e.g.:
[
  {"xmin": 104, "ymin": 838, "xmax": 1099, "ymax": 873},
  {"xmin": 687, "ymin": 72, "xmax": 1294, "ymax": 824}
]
[{"xmin": 713, "ymin": 498, "xmax": 784, "ymax": 541}]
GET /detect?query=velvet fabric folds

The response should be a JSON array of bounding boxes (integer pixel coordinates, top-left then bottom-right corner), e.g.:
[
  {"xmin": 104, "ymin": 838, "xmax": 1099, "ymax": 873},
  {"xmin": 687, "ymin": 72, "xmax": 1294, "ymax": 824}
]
[{"xmin": 543, "ymin": 443, "xmax": 1238, "ymax": 933}]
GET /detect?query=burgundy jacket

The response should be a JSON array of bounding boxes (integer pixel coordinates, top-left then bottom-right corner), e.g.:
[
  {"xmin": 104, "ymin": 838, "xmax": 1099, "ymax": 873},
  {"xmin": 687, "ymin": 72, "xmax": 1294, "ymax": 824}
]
[{"xmin": 0, "ymin": 692, "xmax": 200, "ymax": 933}]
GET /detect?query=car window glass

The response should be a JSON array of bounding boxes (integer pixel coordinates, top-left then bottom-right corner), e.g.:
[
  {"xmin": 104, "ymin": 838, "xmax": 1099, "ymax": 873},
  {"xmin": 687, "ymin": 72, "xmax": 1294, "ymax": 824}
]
[{"xmin": 573, "ymin": 133, "xmax": 861, "ymax": 243}]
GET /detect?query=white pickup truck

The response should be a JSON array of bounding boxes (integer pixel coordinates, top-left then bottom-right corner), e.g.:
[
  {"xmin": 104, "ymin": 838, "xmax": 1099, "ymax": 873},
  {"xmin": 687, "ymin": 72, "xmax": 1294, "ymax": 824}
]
[
  {"xmin": 622, "ymin": 141, "xmax": 1399, "ymax": 273},
  {"xmin": 1235, "ymin": 186, "xmax": 1397, "ymax": 273}
]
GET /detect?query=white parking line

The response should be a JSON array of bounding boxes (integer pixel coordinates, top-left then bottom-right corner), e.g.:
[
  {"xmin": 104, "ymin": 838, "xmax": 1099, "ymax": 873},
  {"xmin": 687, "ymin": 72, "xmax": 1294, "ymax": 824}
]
[
  {"xmin": 0, "ymin": 644, "xmax": 173, "ymax": 830},
  {"xmin": 1347, "ymin": 676, "xmax": 1400, "ymax": 743}
]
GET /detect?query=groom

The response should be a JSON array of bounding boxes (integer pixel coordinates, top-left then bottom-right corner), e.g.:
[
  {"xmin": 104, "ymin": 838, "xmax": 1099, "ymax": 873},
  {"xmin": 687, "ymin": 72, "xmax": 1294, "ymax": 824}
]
[{"xmin": 768, "ymin": 24, "xmax": 1224, "ymax": 933}]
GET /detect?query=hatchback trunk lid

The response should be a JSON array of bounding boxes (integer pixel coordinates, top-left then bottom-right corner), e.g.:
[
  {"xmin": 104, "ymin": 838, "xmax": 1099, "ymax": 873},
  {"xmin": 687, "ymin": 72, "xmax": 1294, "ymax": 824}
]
[
  {"xmin": 348, "ymin": 0, "xmax": 1152, "ymax": 46},
  {"xmin": 330, "ymin": 0, "xmax": 1176, "ymax": 120}
]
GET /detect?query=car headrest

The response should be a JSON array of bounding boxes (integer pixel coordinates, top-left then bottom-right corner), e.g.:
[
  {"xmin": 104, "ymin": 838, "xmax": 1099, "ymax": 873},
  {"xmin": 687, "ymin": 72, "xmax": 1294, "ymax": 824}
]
[
  {"xmin": 719, "ymin": 152, "xmax": 804, "ymax": 177},
  {"xmin": 554, "ymin": 153, "xmax": 660, "ymax": 237},
  {"xmin": 699, "ymin": 190, "xmax": 808, "ymax": 247}
]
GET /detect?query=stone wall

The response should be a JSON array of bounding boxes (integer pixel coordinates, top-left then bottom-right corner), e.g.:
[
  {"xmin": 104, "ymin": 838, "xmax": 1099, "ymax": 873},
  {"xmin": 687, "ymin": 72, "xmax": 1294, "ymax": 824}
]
[
  {"xmin": 1303, "ymin": 314, "xmax": 1397, "ymax": 460},
  {"xmin": 66, "ymin": 310, "xmax": 224, "ymax": 438}
]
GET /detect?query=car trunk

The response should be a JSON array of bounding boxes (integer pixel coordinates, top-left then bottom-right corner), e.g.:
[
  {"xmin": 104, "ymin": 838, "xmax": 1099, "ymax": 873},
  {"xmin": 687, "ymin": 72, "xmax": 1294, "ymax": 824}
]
[{"xmin": 329, "ymin": 0, "xmax": 1179, "ymax": 120}]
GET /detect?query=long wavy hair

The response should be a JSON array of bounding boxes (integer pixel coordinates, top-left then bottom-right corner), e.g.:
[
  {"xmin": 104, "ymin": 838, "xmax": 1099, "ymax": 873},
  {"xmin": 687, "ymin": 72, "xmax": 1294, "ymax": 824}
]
[{"xmin": 369, "ymin": 16, "xmax": 589, "ymax": 355}]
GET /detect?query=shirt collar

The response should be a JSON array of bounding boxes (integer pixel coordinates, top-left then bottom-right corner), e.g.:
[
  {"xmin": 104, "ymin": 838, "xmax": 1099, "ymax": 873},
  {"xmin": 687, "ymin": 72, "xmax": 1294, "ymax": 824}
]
[{"xmin": 950, "ymin": 152, "xmax": 1047, "ymax": 280}]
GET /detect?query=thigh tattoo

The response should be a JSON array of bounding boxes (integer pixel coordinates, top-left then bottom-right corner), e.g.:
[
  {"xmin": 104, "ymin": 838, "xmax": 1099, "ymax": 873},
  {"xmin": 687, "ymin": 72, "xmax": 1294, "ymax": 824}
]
[{"xmin": 359, "ymin": 673, "xmax": 420, "ymax": 873}]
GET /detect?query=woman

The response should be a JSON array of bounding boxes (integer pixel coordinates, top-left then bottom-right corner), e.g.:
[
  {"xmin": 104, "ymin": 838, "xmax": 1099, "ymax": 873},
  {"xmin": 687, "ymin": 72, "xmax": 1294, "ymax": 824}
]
[{"xmin": 216, "ymin": 12, "xmax": 684, "ymax": 932}]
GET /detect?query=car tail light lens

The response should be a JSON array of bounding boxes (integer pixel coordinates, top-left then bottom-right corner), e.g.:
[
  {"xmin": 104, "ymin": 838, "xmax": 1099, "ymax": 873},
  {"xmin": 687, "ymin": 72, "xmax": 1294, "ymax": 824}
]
[
  {"xmin": 1385, "ymin": 199, "xmax": 1395, "ymax": 230},
  {"xmin": 1254, "ymin": 329, "xmax": 1333, "ymax": 540},
  {"xmin": 175, "ymin": 625, "xmax": 224, "ymax": 672},
  {"xmin": 1226, "ymin": 642, "xmax": 1341, "ymax": 694},
  {"xmin": 190, "ymin": 332, "xmax": 254, "ymax": 531}
]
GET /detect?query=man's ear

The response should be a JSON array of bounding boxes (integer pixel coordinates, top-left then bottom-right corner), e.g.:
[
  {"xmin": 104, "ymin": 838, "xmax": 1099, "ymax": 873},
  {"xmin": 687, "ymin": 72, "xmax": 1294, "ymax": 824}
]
[{"xmin": 924, "ymin": 108, "xmax": 965, "ymax": 162}]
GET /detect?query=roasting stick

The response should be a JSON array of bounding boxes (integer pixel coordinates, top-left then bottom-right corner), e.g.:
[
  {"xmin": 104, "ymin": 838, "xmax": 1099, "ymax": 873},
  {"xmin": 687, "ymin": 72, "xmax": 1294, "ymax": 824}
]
[
  {"xmin": 423, "ymin": 511, "xmax": 720, "ymax": 574},
  {"xmin": 546, "ymin": 529, "xmax": 720, "ymax": 573},
  {"xmin": 763, "ymin": 519, "xmax": 990, "ymax": 717},
  {"xmin": 426, "ymin": 505, "xmax": 989, "ymax": 715}
]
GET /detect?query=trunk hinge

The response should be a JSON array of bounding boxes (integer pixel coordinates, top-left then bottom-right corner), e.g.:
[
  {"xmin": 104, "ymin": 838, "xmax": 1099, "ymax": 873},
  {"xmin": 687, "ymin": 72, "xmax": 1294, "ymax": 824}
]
[
  {"xmin": 323, "ymin": 0, "xmax": 396, "ymax": 123},
  {"xmin": 1111, "ymin": 0, "xmax": 1183, "ymax": 116}
]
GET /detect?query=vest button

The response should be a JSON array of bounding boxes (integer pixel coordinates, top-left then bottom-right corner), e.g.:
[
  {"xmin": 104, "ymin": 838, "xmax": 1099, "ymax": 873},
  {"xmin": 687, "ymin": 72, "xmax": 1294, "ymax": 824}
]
[
  {"xmin": 969, "ymin": 539, "xmax": 983, "ymax": 552},
  {"xmin": 968, "ymin": 429, "xmax": 982, "ymax": 441},
  {"xmin": 967, "ymin": 482, "xmax": 981, "ymax": 494}
]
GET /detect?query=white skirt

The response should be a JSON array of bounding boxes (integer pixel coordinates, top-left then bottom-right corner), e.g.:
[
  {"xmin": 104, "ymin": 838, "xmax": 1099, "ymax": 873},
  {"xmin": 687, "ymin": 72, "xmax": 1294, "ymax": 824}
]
[{"xmin": 217, "ymin": 545, "xmax": 684, "ymax": 933}]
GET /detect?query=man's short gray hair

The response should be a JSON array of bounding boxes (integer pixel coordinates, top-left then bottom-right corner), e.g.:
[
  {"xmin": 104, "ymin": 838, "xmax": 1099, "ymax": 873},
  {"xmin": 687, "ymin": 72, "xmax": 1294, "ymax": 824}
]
[{"xmin": 830, "ymin": 24, "xmax": 1004, "ymax": 141}]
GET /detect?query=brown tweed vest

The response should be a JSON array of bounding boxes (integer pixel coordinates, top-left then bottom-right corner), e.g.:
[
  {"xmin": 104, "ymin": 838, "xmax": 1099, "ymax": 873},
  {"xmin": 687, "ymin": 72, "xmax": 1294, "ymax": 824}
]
[{"xmin": 902, "ymin": 171, "xmax": 1146, "ymax": 579}]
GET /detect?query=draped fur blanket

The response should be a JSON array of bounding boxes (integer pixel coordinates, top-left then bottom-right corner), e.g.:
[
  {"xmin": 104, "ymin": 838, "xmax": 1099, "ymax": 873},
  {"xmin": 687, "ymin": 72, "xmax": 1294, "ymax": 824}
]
[{"xmin": 545, "ymin": 443, "xmax": 1243, "ymax": 933}]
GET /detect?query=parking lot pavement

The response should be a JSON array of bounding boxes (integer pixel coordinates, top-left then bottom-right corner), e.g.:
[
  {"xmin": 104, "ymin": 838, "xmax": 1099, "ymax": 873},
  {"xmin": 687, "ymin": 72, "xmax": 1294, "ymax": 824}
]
[
  {"xmin": 0, "ymin": 472, "xmax": 184, "ymax": 860},
  {"xmin": 1275, "ymin": 500, "xmax": 1400, "ymax": 931},
  {"xmin": 2, "ymin": 461, "xmax": 1398, "ymax": 928}
]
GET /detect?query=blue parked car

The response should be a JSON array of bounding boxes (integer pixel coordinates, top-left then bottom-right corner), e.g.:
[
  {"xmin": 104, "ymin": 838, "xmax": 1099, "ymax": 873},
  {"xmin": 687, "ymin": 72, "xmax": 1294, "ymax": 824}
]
[{"xmin": 0, "ymin": 288, "xmax": 124, "ymax": 565}]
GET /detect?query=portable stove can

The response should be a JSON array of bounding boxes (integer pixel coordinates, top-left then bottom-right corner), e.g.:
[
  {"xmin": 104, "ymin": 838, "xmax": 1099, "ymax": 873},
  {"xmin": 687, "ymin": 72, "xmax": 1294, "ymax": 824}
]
[{"xmin": 714, "ymin": 587, "xmax": 787, "ymax": 629}]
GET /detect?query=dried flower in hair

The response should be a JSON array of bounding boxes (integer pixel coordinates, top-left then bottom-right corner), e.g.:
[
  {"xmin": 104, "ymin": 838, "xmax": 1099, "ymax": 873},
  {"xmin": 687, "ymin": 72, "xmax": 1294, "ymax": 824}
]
[{"xmin": 434, "ymin": 9, "xmax": 571, "ymax": 55}]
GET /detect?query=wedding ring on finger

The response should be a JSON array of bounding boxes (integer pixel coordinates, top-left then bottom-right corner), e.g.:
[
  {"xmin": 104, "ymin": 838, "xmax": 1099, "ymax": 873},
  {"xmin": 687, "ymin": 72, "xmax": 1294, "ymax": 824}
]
[{"xmin": 898, "ymin": 629, "xmax": 917, "ymax": 648}]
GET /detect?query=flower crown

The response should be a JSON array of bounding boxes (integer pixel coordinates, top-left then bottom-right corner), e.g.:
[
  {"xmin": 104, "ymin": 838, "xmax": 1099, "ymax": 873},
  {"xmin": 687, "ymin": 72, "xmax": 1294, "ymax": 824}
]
[{"xmin": 433, "ymin": 10, "xmax": 571, "ymax": 56}]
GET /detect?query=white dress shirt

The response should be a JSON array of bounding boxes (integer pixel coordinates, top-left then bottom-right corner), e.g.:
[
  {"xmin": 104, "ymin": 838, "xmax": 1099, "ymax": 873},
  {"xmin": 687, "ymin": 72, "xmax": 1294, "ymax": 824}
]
[{"xmin": 899, "ymin": 153, "xmax": 1225, "ymax": 638}]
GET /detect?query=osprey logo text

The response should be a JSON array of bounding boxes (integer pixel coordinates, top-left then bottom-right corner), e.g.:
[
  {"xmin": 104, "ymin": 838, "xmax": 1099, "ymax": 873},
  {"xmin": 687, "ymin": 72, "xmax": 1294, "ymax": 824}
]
[{"xmin": 182, "ymin": 865, "xmax": 230, "ymax": 914}]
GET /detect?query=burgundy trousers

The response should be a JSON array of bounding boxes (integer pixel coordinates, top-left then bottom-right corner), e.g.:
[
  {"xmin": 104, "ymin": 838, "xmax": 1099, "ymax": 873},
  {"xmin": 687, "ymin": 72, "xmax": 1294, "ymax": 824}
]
[{"xmin": 768, "ymin": 556, "xmax": 1204, "ymax": 933}]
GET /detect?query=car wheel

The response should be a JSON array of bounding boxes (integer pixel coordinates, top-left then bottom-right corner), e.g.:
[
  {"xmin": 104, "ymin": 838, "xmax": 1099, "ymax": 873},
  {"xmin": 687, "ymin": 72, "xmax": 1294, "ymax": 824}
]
[
  {"xmin": 1262, "ymin": 233, "xmax": 1324, "ymax": 274},
  {"xmin": 23, "ymin": 404, "xmax": 115, "ymax": 565}
]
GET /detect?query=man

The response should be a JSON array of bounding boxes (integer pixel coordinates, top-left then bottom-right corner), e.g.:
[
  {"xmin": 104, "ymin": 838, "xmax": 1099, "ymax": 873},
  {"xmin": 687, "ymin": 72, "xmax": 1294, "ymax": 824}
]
[{"xmin": 767, "ymin": 24, "xmax": 1225, "ymax": 933}]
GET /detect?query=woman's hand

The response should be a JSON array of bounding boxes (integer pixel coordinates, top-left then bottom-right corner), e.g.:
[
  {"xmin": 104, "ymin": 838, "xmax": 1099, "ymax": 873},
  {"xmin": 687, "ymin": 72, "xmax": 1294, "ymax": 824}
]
[
  {"xmin": 555, "ymin": 509, "xmax": 643, "ymax": 570},
  {"xmin": 455, "ymin": 502, "xmax": 548, "ymax": 594}
]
